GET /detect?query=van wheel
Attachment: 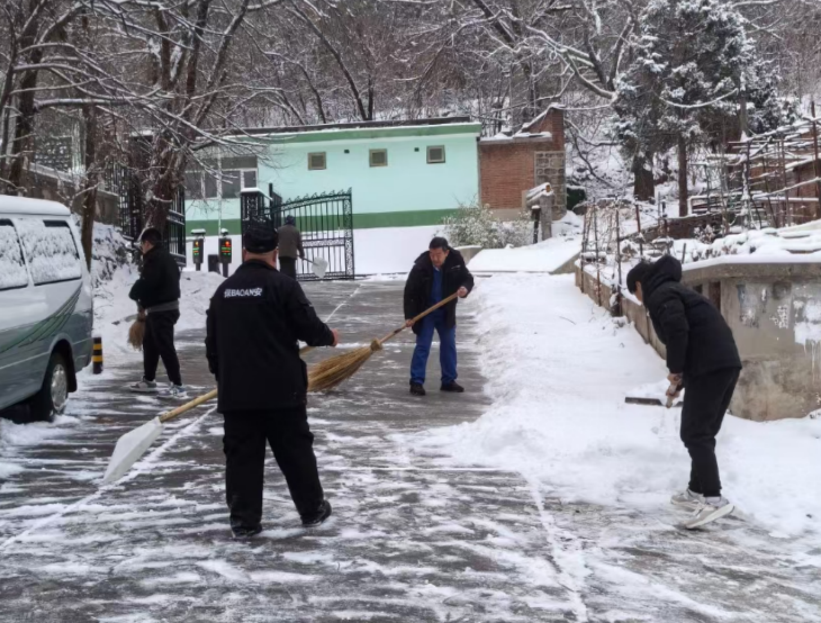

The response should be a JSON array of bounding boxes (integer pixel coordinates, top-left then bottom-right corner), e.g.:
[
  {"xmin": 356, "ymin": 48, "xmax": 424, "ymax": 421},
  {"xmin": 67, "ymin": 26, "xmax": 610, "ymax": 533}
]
[{"xmin": 30, "ymin": 352, "xmax": 70, "ymax": 422}]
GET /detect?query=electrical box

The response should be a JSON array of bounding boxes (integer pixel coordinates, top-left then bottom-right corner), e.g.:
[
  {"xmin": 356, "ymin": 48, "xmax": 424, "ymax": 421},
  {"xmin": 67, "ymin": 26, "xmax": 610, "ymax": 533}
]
[
  {"xmin": 219, "ymin": 237, "xmax": 232, "ymax": 264},
  {"xmin": 191, "ymin": 228, "xmax": 206, "ymax": 270}
]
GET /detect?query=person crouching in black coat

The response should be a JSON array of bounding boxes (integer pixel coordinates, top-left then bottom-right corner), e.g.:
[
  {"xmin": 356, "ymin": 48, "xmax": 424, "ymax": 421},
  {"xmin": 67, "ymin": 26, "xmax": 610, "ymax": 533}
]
[
  {"xmin": 205, "ymin": 221, "xmax": 339, "ymax": 538},
  {"xmin": 627, "ymin": 255, "xmax": 742, "ymax": 529},
  {"xmin": 404, "ymin": 237, "xmax": 474, "ymax": 396}
]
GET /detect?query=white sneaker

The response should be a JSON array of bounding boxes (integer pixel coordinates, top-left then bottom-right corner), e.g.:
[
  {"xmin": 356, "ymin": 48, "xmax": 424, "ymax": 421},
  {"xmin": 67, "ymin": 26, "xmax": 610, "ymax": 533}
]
[
  {"xmin": 671, "ymin": 489, "xmax": 705, "ymax": 512},
  {"xmin": 683, "ymin": 497, "xmax": 734, "ymax": 530},
  {"xmin": 159, "ymin": 384, "xmax": 188, "ymax": 400},
  {"xmin": 129, "ymin": 379, "xmax": 158, "ymax": 393}
]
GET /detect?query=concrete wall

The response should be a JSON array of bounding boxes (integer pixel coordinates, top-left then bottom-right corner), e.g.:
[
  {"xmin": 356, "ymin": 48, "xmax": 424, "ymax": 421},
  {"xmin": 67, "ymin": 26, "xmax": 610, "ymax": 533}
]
[
  {"xmin": 684, "ymin": 261, "xmax": 821, "ymax": 421},
  {"xmin": 577, "ymin": 260, "xmax": 821, "ymax": 421}
]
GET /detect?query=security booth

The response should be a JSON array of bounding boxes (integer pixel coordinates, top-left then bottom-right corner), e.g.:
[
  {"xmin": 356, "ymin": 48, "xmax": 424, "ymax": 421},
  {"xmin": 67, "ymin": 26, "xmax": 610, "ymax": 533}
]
[
  {"xmin": 218, "ymin": 228, "xmax": 232, "ymax": 277},
  {"xmin": 191, "ymin": 228, "xmax": 206, "ymax": 270}
]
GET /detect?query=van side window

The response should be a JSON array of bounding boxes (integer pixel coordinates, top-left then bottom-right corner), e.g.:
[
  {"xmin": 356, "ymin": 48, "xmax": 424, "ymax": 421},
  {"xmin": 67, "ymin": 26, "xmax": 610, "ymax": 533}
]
[
  {"xmin": 14, "ymin": 218, "xmax": 82, "ymax": 285},
  {"xmin": 0, "ymin": 219, "xmax": 29, "ymax": 290}
]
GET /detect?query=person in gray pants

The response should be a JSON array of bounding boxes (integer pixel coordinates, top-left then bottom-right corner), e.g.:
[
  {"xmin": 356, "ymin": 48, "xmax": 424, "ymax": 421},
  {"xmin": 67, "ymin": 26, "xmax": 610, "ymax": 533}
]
[{"xmin": 277, "ymin": 215, "xmax": 304, "ymax": 280}]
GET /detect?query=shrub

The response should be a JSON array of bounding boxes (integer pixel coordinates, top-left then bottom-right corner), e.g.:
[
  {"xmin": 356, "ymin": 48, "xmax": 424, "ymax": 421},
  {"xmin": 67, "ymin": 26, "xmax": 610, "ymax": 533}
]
[{"xmin": 442, "ymin": 201, "xmax": 532, "ymax": 249}]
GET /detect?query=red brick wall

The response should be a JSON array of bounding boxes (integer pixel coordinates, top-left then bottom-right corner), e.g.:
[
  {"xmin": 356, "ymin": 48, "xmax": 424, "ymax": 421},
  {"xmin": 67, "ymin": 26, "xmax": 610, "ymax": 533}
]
[{"xmin": 479, "ymin": 108, "xmax": 565, "ymax": 211}]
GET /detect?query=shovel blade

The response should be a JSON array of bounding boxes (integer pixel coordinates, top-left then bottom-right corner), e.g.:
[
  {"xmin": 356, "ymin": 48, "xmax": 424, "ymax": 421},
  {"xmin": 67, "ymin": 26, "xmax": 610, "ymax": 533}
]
[
  {"xmin": 311, "ymin": 257, "xmax": 328, "ymax": 279},
  {"xmin": 102, "ymin": 417, "xmax": 163, "ymax": 484}
]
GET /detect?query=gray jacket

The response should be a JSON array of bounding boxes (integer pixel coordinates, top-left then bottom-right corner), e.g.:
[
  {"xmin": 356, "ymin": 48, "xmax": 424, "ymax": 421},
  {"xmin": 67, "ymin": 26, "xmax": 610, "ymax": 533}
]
[{"xmin": 278, "ymin": 224, "xmax": 304, "ymax": 259}]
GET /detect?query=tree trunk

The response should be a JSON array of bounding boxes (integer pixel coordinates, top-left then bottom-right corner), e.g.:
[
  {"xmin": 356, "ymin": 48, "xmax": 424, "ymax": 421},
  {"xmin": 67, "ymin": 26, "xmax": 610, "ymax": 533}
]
[
  {"xmin": 632, "ymin": 152, "xmax": 655, "ymax": 202},
  {"xmin": 7, "ymin": 72, "xmax": 39, "ymax": 193},
  {"xmin": 678, "ymin": 136, "xmax": 688, "ymax": 217},
  {"xmin": 80, "ymin": 105, "xmax": 98, "ymax": 270}
]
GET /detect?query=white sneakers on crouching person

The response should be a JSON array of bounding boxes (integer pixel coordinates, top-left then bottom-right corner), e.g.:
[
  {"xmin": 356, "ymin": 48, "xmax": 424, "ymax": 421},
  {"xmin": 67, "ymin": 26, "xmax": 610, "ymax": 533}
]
[
  {"xmin": 670, "ymin": 488, "xmax": 705, "ymax": 512},
  {"xmin": 683, "ymin": 497, "xmax": 734, "ymax": 529}
]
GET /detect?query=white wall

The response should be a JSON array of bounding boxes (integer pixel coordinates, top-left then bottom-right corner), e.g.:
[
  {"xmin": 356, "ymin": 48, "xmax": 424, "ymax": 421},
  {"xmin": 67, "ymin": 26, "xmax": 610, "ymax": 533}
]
[{"xmin": 184, "ymin": 225, "xmax": 444, "ymax": 277}]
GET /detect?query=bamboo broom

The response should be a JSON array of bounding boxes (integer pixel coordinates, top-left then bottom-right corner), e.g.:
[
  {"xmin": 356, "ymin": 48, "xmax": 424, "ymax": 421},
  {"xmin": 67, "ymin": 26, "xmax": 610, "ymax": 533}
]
[
  {"xmin": 128, "ymin": 310, "xmax": 146, "ymax": 350},
  {"xmin": 307, "ymin": 291, "xmax": 462, "ymax": 392}
]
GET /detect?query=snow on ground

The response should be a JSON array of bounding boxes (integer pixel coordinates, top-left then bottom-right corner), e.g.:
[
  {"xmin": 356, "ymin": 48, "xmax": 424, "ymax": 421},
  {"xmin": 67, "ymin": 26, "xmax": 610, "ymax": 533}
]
[
  {"xmin": 413, "ymin": 272, "xmax": 821, "ymax": 540},
  {"xmin": 468, "ymin": 213, "xmax": 582, "ymax": 273},
  {"xmin": 90, "ymin": 267, "xmax": 224, "ymax": 366}
]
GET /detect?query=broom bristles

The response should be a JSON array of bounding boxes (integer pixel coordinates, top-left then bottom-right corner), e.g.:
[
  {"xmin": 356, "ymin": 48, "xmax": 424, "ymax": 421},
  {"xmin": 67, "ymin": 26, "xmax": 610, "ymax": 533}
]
[
  {"xmin": 128, "ymin": 318, "xmax": 145, "ymax": 350},
  {"xmin": 308, "ymin": 339, "xmax": 383, "ymax": 392}
]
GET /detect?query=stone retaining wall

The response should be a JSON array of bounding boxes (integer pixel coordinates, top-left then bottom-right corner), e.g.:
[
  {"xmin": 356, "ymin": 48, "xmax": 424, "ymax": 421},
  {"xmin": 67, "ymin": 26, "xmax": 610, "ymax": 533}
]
[{"xmin": 576, "ymin": 260, "xmax": 821, "ymax": 421}]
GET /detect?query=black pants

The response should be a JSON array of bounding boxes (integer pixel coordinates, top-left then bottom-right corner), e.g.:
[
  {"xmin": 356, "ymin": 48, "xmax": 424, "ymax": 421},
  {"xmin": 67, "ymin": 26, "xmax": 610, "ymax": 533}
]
[
  {"xmin": 223, "ymin": 406, "xmax": 324, "ymax": 529},
  {"xmin": 680, "ymin": 367, "xmax": 740, "ymax": 498},
  {"xmin": 279, "ymin": 256, "xmax": 297, "ymax": 280},
  {"xmin": 143, "ymin": 309, "xmax": 181, "ymax": 386}
]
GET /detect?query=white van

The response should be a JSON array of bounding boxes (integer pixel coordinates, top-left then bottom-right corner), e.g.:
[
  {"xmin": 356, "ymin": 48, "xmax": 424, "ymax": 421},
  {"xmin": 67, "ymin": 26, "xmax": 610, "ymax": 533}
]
[{"xmin": 0, "ymin": 196, "xmax": 93, "ymax": 420}]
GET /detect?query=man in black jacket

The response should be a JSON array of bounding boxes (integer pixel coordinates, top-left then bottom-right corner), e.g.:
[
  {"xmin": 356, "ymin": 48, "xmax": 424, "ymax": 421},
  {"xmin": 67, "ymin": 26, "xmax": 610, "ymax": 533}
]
[
  {"xmin": 627, "ymin": 255, "xmax": 742, "ymax": 529},
  {"xmin": 205, "ymin": 220, "xmax": 339, "ymax": 538},
  {"xmin": 128, "ymin": 228, "xmax": 184, "ymax": 397},
  {"xmin": 404, "ymin": 237, "xmax": 474, "ymax": 396}
]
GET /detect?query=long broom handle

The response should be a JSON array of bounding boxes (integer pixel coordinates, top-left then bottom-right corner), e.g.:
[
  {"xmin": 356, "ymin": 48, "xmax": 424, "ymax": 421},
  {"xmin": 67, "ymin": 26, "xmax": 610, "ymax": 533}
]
[
  {"xmin": 158, "ymin": 388, "xmax": 218, "ymax": 424},
  {"xmin": 376, "ymin": 291, "xmax": 462, "ymax": 347},
  {"xmin": 300, "ymin": 289, "xmax": 466, "ymax": 356}
]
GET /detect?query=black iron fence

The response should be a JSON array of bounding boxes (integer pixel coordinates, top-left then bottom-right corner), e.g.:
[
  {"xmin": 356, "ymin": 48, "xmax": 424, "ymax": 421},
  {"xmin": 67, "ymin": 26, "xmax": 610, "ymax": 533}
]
[{"xmin": 241, "ymin": 186, "xmax": 354, "ymax": 280}]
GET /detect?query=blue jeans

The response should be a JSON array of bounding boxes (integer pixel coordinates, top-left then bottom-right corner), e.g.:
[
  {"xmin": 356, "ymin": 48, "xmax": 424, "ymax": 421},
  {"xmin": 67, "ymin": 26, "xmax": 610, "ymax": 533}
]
[{"xmin": 410, "ymin": 312, "xmax": 457, "ymax": 386}]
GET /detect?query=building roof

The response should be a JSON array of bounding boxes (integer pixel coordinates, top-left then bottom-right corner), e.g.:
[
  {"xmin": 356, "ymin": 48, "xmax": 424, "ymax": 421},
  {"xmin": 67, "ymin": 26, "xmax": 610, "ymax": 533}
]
[
  {"xmin": 235, "ymin": 117, "xmax": 481, "ymax": 144},
  {"xmin": 241, "ymin": 117, "xmax": 473, "ymax": 135}
]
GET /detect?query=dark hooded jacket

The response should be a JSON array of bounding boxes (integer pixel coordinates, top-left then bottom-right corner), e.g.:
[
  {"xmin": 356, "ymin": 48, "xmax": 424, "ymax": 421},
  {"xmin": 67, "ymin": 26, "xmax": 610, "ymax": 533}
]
[
  {"xmin": 641, "ymin": 255, "xmax": 741, "ymax": 377},
  {"xmin": 404, "ymin": 248, "xmax": 474, "ymax": 335}
]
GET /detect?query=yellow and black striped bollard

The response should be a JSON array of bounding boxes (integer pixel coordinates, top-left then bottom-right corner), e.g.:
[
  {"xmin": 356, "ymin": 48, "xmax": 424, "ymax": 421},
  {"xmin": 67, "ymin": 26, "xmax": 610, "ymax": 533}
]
[{"xmin": 92, "ymin": 337, "xmax": 103, "ymax": 374}]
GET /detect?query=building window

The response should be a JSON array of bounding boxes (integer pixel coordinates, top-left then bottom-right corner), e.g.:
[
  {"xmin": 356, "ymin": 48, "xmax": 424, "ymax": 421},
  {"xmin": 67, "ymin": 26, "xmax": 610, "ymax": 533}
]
[
  {"xmin": 187, "ymin": 167, "xmax": 257, "ymax": 199},
  {"xmin": 308, "ymin": 152, "xmax": 326, "ymax": 170},
  {"xmin": 369, "ymin": 149, "xmax": 388, "ymax": 167},
  {"xmin": 243, "ymin": 170, "xmax": 257, "ymax": 189},
  {"xmin": 184, "ymin": 171, "xmax": 203, "ymax": 200},
  {"xmin": 427, "ymin": 146, "xmax": 445, "ymax": 164}
]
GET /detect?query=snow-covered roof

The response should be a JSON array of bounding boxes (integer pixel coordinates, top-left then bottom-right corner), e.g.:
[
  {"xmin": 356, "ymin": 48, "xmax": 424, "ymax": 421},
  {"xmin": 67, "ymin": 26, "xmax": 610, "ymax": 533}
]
[
  {"xmin": 480, "ymin": 131, "xmax": 553, "ymax": 144},
  {"xmin": 0, "ymin": 195, "xmax": 70, "ymax": 217}
]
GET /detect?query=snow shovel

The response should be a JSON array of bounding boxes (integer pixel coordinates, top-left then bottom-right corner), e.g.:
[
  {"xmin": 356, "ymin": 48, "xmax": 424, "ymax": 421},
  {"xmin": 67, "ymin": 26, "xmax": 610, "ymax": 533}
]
[
  {"xmin": 102, "ymin": 389, "xmax": 217, "ymax": 484},
  {"xmin": 625, "ymin": 382, "xmax": 683, "ymax": 408},
  {"xmin": 305, "ymin": 257, "xmax": 328, "ymax": 279}
]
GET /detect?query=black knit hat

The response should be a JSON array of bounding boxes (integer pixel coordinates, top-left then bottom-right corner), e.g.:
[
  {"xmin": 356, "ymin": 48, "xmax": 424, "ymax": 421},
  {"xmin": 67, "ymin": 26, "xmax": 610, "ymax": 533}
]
[{"xmin": 243, "ymin": 220, "xmax": 278, "ymax": 253}]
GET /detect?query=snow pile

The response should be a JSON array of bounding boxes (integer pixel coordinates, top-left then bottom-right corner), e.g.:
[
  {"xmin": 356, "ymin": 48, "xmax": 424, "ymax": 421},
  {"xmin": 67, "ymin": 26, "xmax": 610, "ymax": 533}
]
[
  {"xmin": 14, "ymin": 217, "xmax": 82, "ymax": 284},
  {"xmin": 86, "ymin": 220, "xmax": 130, "ymax": 287},
  {"xmin": 91, "ymin": 267, "xmax": 225, "ymax": 365},
  {"xmin": 467, "ymin": 213, "xmax": 582, "ymax": 273},
  {"xmin": 667, "ymin": 223, "xmax": 821, "ymax": 265},
  {"xmin": 0, "ymin": 221, "xmax": 29, "ymax": 289},
  {"xmin": 413, "ymin": 273, "xmax": 821, "ymax": 539}
]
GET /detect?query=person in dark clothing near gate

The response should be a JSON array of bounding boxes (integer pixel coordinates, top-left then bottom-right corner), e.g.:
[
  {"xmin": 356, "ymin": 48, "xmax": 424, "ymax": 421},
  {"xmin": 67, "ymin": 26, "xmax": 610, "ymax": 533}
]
[
  {"xmin": 128, "ymin": 228, "xmax": 185, "ymax": 398},
  {"xmin": 627, "ymin": 255, "xmax": 742, "ymax": 529},
  {"xmin": 277, "ymin": 215, "xmax": 304, "ymax": 280},
  {"xmin": 404, "ymin": 237, "xmax": 474, "ymax": 396},
  {"xmin": 205, "ymin": 220, "xmax": 339, "ymax": 538}
]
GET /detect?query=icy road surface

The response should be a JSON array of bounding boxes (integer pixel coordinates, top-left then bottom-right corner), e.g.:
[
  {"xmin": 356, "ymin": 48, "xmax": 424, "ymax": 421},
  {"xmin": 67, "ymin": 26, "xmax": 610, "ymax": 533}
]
[{"xmin": 0, "ymin": 279, "xmax": 819, "ymax": 622}]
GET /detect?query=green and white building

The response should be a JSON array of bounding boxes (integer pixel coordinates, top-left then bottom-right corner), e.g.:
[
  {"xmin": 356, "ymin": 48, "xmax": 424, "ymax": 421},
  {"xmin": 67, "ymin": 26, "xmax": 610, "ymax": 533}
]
[{"xmin": 184, "ymin": 117, "xmax": 481, "ymax": 274}]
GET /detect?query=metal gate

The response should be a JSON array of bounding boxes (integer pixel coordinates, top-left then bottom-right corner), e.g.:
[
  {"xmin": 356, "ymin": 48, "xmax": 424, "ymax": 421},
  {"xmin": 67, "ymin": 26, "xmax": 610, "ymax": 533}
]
[
  {"xmin": 241, "ymin": 186, "xmax": 354, "ymax": 281},
  {"xmin": 107, "ymin": 165, "xmax": 187, "ymax": 267}
]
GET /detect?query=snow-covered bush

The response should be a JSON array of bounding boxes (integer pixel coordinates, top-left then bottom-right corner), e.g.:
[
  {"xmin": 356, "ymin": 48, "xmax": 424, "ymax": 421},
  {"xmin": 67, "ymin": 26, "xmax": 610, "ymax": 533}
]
[{"xmin": 442, "ymin": 201, "xmax": 532, "ymax": 249}]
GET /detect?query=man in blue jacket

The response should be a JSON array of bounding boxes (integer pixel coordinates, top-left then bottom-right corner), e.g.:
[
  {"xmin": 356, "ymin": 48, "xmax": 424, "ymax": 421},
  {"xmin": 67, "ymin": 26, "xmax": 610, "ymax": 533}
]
[
  {"xmin": 403, "ymin": 237, "xmax": 474, "ymax": 396},
  {"xmin": 627, "ymin": 255, "xmax": 742, "ymax": 529}
]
